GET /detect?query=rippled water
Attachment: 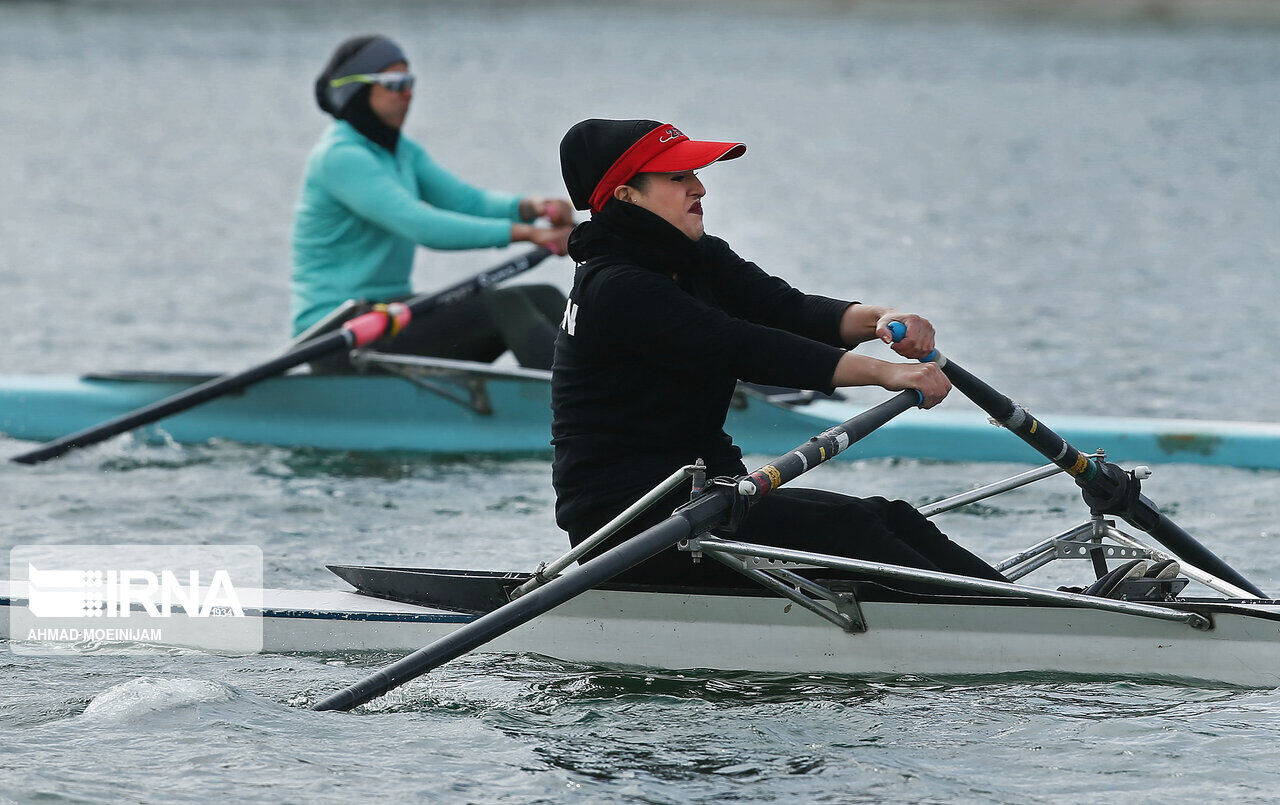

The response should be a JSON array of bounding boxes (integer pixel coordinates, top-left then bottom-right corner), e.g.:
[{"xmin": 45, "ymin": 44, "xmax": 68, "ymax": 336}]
[{"xmin": 2, "ymin": 0, "xmax": 1280, "ymax": 802}]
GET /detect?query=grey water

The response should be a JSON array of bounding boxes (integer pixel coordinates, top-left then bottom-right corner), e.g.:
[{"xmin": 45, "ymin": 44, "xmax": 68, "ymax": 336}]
[{"xmin": 2, "ymin": 0, "xmax": 1280, "ymax": 802}]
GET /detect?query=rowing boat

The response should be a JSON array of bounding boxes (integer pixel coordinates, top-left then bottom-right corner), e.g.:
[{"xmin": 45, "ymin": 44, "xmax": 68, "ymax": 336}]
[
  {"xmin": 4, "ymin": 539, "xmax": 1277, "ymax": 687},
  {"xmin": 4, "ymin": 463, "xmax": 1277, "ymax": 687},
  {"xmin": 4, "ymin": 573, "xmax": 1279, "ymax": 688},
  {"xmin": 4, "ymin": 353, "xmax": 1280, "ymax": 468}
]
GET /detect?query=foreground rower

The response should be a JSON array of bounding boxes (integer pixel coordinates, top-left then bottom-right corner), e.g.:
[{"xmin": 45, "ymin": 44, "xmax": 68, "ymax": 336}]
[{"xmin": 552, "ymin": 118, "xmax": 1007, "ymax": 588}]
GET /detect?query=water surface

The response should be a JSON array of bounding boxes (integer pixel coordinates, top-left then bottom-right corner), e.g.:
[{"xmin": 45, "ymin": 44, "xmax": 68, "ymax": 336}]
[{"xmin": 1, "ymin": 1, "xmax": 1279, "ymax": 802}]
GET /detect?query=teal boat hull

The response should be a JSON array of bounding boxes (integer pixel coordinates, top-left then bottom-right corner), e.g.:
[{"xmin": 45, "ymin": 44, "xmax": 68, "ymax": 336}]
[{"xmin": 2, "ymin": 374, "xmax": 1278, "ymax": 468}]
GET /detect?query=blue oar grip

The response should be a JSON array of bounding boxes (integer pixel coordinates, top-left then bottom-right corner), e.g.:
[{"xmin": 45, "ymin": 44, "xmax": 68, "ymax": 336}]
[
  {"xmin": 884, "ymin": 323, "xmax": 926, "ymax": 406},
  {"xmin": 886, "ymin": 321, "xmax": 937, "ymax": 363}
]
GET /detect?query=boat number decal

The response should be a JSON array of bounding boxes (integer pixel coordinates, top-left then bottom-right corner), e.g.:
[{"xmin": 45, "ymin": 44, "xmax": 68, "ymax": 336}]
[
  {"xmin": 819, "ymin": 447, "xmax": 826, "ymax": 461},
  {"xmin": 761, "ymin": 464, "xmax": 782, "ymax": 489},
  {"xmin": 792, "ymin": 450, "xmax": 809, "ymax": 471},
  {"xmin": 1068, "ymin": 454, "xmax": 1089, "ymax": 476}
]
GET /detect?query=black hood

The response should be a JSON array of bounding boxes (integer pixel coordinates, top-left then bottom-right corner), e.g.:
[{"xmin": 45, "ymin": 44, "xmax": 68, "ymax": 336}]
[
  {"xmin": 560, "ymin": 119, "xmax": 663, "ymax": 211},
  {"xmin": 315, "ymin": 34, "xmax": 405, "ymax": 153},
  {"xmin": 341, "ymin": 94, "xmax": 400, "ymax": 153},
  {"xmin": 568, "ymin": 199, "xmax": 706, "ymax": 279}
]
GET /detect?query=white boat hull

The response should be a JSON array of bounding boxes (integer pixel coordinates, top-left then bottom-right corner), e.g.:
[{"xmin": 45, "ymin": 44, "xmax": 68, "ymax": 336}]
[{"xmin": 6, "ymin": 582, "xmax": 1278, "ymax": 687}]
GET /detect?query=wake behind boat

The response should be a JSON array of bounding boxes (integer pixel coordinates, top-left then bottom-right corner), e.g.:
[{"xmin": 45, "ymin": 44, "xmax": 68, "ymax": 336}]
[{"xmin": 4, "ymin": 352, "xmax": 1280, "ymax": 468}]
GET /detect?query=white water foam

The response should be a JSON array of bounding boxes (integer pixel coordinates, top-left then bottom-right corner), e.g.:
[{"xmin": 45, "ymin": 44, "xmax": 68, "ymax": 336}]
[{"xmin": 80, "ymin": 676, "xmax": 234, "ymax": 721}]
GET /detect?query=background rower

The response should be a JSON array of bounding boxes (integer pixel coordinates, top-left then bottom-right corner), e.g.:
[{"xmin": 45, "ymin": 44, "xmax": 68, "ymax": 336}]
[{"xmin": 292, "ymin": 34, "xmax": 573, "ymax": 372}]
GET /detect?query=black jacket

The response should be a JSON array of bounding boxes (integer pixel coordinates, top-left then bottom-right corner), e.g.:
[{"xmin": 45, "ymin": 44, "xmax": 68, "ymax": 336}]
[{"xmin": 551, "ymin": 201, "xmax": 852, "ymax": 539}]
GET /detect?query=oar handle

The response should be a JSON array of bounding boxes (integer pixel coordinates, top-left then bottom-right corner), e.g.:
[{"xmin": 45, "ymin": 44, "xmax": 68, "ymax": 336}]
[
  {"xmin": 885, "ymin": 321, "xmax": 938, "ymax": 363},
  {"xmin": 871, "ymin": 320, "xmax": 931, "ymax": 408}
]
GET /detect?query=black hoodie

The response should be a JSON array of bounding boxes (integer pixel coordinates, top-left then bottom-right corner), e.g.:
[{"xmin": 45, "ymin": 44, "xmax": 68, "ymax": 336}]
[{"xmin": 550, "ymin": 200, "xmax": 853, "ymax": 537}]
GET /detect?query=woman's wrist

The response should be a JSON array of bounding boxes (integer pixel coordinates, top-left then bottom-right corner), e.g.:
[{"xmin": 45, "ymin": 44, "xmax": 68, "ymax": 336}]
[
  {"xmin": 839, "ymin": 304, "xmax": 892, "ymax": 346},
  {"xmin": 831, "ymin": 351, "xmax": 890, "ymax": 388},
  {"xmin": 517, "ymin": 197, "xmax": 541, "ymax": 222}
]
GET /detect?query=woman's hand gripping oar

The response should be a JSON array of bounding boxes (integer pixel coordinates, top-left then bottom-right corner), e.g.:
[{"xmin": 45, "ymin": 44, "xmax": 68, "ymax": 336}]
[
  {"xmin": 11, "ymin": 248, "xmax": 555, "ymax": 465},
  {"xmin": 886, "ymin": 321, "xmax": 1266, "ymax": 598},
  {"xmin": 310, "ymin": 388, "xmax": 925, "ymax": 713}
]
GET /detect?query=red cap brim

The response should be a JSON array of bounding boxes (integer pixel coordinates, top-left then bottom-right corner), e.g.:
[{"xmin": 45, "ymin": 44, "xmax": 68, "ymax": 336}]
[
  {"xmin": 639, "ymin": 140, "xmax": 746, "ymax": 173},
  {"xmin": 586, "ymin": 124, "xmax": 748, "ymax": 213}
]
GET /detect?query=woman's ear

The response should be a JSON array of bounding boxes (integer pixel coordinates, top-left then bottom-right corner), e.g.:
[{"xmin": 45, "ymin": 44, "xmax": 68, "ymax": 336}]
[{"xmin": 613, "ymin": 185, "xmax": 634, "ymax": 204}]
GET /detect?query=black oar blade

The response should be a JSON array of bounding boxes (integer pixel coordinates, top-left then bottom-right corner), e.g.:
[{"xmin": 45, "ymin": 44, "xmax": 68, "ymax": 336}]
[
  {"xmin": 11, "ymin": 248, "xmax": 554, "ymax": 465},
  {"xmin": 311, "ymin": 390, "xmax": 921, "ymax": 712}
]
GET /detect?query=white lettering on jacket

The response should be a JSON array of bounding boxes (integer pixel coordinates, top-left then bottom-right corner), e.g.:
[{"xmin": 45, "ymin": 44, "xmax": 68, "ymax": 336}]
[{"xmin": 561, "ymin": 299, "xmax": 579, "ymax": 336}]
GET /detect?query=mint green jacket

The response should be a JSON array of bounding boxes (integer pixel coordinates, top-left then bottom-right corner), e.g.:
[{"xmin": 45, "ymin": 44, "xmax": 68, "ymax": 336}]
[{"xmin": 290, "ymin": 121, "xmax": 520, "ymax": 334}]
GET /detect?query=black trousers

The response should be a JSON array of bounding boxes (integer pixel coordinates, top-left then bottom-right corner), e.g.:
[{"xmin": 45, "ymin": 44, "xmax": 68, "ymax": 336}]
[
  {"xmin": 569, "ymin": 485, "xmax": 1006, "ymax": 591},
  {"xmin": 310, "ymin": 284, "xmax": 566, "ymax": 373}
]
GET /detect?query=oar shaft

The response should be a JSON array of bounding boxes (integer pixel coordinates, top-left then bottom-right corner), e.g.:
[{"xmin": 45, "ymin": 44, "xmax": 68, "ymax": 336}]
[
  {"xmin": 11, "ymin": 248, "xmax": 553, "ymax": 465},
  {"xmin": 312, "ymin": 391, "xmax": 920, "ymax": 712},
  {"xmin": 941, "ymin": 358, "xmax": 1098, "ymax": 482},
  {"xmin": 938, "ymin": 353, "xmax": 1266, "ymax": 597},
  {"xmin": 1143, "ymin": 506, "xmax": 1265, "ymax": 595},
  {"xmin": 11, "ymin": 332, "xmax": 352, "ymax": 465},
  {"xmin": 312, "ymin": 515, "xmax": 699, "ymax": 712},
  {"xmin": 406, "ymin": 248, "xmax": 552, "ymax": 314},
  {"xmin": 739, "ymin": 389, "xmax": 921, "ymax": 496}
]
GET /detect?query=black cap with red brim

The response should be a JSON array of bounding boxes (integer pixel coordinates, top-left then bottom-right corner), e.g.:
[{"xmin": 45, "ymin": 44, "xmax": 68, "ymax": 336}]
[{"xmin": 560, "ymin": 119, "xmax": 746, "ymax": 213}]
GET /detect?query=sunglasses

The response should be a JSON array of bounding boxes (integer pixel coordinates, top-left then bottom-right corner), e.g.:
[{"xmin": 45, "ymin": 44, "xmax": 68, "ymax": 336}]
[{"xmin": 329, "ymin": 71, "xmax": 415, "ymax": 93}]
